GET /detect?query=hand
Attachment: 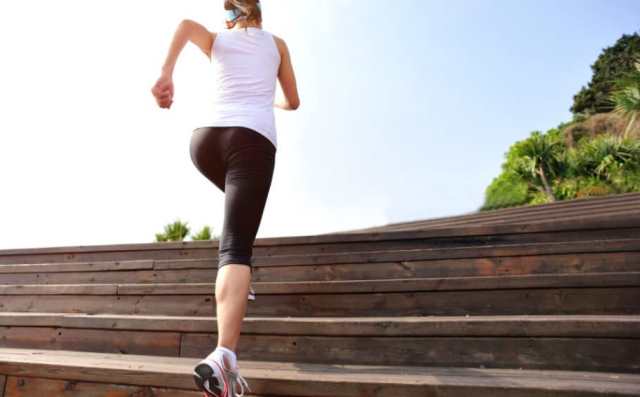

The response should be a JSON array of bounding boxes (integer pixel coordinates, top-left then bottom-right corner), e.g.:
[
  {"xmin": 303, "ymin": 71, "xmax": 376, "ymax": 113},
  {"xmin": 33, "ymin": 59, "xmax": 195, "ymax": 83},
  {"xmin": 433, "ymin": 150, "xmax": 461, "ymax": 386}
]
[{"xmin": 151, "ymin": 73, "xmax": 174, "ymax": 109}]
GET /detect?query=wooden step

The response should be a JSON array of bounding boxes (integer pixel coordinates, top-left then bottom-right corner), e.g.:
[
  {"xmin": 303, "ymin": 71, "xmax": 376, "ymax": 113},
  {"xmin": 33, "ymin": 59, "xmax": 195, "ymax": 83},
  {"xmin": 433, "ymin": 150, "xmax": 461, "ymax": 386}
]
[
  {"xmin": 358, "ymin": 202, "xmax": 640, "ymax": 232},
  {"xmin": 0, "ymin": 314, "xmax": 637, "ymax": 372},
  {"xmin": 1, "ymin": 313, "xmax": 638, "ymax": 337},
  {"xmin": 0, "ymin": 272, "xmax": 637, "ymax": 317},
  {"xmin": 0, "ymin": 215, "xmax": 637, "ymax": 266},
  {"xmin": 341, "ymin": 192, "xmax": 640, "ymax": 233},
  {"xmin": 1, "ymin": 271, "xmax": 639, "ymax": 295},
  {"xmin": 1, "ymin": 238, "xmax": 639, "ymax": 285},
  {"xmin": 0, "ymin": 273, "xmax": 637, "ymax": 317},
  {"xmin": 251, "ymin": 239, "xmax": 640, "ymax": 268},
  {"xmin": 0, "ymin": 227, "xmax": 638, "ymax": 270},
  {"xmin": 2, "ymin": 249, "xmax": 640, "ymax": 284},
  {"xmin": 0, "ymin": 348, "xmax": 639, "ymax": 396},
  {"xmin": 357, "ymin": 202, "xmax": 640, "ymax": 234},
  {"xmin": 1, "ymin": 227, "xmax": 638, "ymax": 270}
]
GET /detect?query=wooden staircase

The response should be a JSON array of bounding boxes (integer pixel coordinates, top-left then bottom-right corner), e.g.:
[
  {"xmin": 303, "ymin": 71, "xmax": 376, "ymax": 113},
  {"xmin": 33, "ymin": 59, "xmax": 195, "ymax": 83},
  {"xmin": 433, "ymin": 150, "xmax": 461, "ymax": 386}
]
[
  {"xmin": 336, "ymin": 191, "xmax": 640, "ymax": 233},
  {"xmin": 0, "ymin": 193, "xmax": 639, "ymax": 396}
]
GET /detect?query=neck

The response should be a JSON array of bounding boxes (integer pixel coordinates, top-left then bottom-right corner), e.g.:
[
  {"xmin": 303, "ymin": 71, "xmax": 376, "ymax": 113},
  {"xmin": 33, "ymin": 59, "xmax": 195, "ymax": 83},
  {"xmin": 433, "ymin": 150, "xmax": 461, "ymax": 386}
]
[{"xmin": 230, "ymin": 20, "xmax": 262, "ymax": 30}]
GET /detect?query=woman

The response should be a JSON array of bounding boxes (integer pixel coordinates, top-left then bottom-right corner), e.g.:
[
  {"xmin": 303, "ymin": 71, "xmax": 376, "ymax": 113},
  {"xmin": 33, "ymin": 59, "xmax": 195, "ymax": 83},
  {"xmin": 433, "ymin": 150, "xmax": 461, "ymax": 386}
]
[{"xmin": 150, "ymin": 1, "xmax": 300, "ymax": 396}]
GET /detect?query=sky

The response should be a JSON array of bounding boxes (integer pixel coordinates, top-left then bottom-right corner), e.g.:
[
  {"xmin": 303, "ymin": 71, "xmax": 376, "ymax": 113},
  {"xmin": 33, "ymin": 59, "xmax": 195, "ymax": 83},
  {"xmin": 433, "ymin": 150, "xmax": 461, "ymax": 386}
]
[{"xmin": 0, "ymin": 0, "xmax": 638, "ymax": 250}]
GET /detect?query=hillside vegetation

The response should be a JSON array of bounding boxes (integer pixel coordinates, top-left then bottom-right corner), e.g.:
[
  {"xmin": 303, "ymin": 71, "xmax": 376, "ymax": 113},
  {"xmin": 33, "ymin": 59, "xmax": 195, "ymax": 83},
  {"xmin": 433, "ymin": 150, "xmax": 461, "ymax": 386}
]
[{"xmin": 482, "ymin": 32, "xmax": 640, "ymax": 211}]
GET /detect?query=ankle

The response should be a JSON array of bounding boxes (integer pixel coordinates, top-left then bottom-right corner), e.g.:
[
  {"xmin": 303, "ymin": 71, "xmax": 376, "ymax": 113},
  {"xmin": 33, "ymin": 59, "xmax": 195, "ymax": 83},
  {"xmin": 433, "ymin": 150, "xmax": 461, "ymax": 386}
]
[{"xmin": 213, "ymin": 345, "xmax": 238, "ymax": 370}]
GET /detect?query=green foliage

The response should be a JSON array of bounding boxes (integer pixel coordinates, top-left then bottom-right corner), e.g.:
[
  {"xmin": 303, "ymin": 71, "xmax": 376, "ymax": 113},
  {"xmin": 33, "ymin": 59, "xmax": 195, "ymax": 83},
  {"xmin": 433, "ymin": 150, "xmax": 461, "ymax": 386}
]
[
  {"xmin": 155, "ymin": 219, "xmax": 190, "ymax": 242},
  {"xmin": 571, "ymin": 135, "xmax": 640, "ymax": 180},
  {"xmin": 571, "ymin": 32, "xmax": 640, "ymax": 115},
  {"xmin": 191, "ymin": 225, "xmax": 213, "ymax": 241},
  {"xmin": 481, "ymin": 172, "xmax": 529, "ymax": 211},
  {"xmin": 611, "ymin": 59, "xmax": 640, "ymax": 138},
  {"xmin": 483, "ymin": 32, "xmax": 640, "ymax": 211},
  {"xmin": 482, "ymin": 130, "xmax": 640, "ymax": 211},
  {"xmin": 506, "ymin": 130, "xmax": 567, "ymax": 202},
  {"xmin": 155, "ymin": 220, "xmax": 218, "ymax": 242}
]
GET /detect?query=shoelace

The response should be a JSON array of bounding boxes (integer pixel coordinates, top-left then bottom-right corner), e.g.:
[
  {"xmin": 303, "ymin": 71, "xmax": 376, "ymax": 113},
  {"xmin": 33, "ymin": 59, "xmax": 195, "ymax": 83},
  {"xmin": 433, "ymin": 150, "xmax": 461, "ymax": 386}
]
[{"xmin": 227, "ymin": 368, "xmax": 251, "ymax": 397}]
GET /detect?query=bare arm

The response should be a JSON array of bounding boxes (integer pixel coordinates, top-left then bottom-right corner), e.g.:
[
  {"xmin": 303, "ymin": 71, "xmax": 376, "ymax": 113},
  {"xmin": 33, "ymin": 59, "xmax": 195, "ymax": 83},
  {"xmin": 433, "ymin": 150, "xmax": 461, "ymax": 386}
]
[
  {"xmin": 273, "ymin": 36, "xmax": 300, "ymax": 111},
  {"xmin": 161, "ymin": 19, "xmax": 215, "ymax": 75},
  {"xmin": 151, "ymin": 19, "xmax": 215, "ymax": 109}
]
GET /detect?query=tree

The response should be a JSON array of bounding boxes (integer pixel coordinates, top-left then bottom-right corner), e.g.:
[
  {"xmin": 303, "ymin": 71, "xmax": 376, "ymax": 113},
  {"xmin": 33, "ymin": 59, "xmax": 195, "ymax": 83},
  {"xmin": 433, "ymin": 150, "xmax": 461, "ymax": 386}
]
[
  {"xmin": 155, "ymin": 219, "xmax": 190, "ymax": 242},
  {"xmin": 481, "ymin": 172, "xmax": 529, "ymax": 211},
  {"xmin": 571, "ymin": 33, "xmax": 640, "ymax": 115},
  {"xmin": 611, "ymin": 59, "xmax": 640, "ymax": 139},
  {"xmin": 509, "ymin": 131, "xmax": 566, "ymax": 202},
  {"xmin": 480, "ymin": 125, "xmax": 640, "ymax": 210},
  {"xmin": 191, "ymin": 225, "xmax": 213, "ymax": 241},
  {"xmin": 154, "ymin": 220, "xmax": 218, "ymax": 242}
]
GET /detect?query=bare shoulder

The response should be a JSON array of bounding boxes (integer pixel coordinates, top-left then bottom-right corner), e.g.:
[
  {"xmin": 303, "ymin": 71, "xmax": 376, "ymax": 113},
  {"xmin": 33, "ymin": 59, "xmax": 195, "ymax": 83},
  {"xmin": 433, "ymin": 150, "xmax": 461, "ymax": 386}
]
[
  {"xmin": 270, "ymin": 34, "xmax": 288, "ymax": 55},
  {"xmin": 181, "ymin": 19, "xmax": 217, "ymax": 59}
]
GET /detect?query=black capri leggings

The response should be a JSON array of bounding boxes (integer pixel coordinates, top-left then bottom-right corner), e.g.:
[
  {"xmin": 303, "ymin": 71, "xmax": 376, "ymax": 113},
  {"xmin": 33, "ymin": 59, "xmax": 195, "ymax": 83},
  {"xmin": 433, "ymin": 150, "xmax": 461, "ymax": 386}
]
[{"xmin": 189, "ymin": 126, "xmax": 276, "ymax": 270}]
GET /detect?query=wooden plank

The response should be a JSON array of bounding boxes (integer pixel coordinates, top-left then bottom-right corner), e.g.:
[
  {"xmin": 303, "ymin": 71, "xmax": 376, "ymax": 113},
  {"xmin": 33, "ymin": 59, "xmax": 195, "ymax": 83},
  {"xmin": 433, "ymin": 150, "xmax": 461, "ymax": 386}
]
[
  {"xmin": 7, "ymin": 228, "xmax": 640, "ymax": 273},
  {"xmin": 115, "ymin": 271, "xmax": 640, "ymax": 295},
  {"xmin": 245, "ymin": 251, "xmax": 640, "ymax": 282},
  {"xmin": 0, "ymin": 268, "xmax": 217, "ymax": 285},
  {"xmin": 343, "ymin": 192, "xmax": 640, "ymax": 232},
  {"xmin": 0, "ymin": 348, "xmax": 639, "ymax": 396},
  {"xmin": 252, "ymin": 239, "xmax": 640, "ymax": 268},
  {"xmin": 369, "ymin": 191, "xmax": 640, "ymax": 224},
  {"xmin": 3, "ymin": 375, "xmax": 200, "ymax": 396},
  {"xmin": 371, "ymin": 206, "xmax": 640, "ymax": 235},
  {"xmin": 3, "ymin": 251, "xmax": 640, "ymax": 285},
  {"xmin": 0, "ymin": 259, "xmax": 154, "ymax": 274},
  {"xmin": 155, "ymin": 250, "xmax": 640, "ymax": 274},
  {"xmin": 243, "ymin": 287, "xmax": 640, "ymax": 317},
  {"xmin": 2, "ymin": 320, "xmax": 636, "ymax": 371},
  {"xmin": 0, "ymin": 326, "xmax": 180, "ymax": 356},
  {"xmin": 0, "ymin": 287, "xmax": 637, "ymax": 317},
  {"xmin": 0, "ymin": 313, "xmax": 637, "ymax": 338},
  {"xmin": 0, "ymin": 242, "xmax": 640, "ymax": 284},
  {"xmin": 181, "ymin": 334, "xmax": 640, "ymax": 372},
  {"xmin": 154, "ymin": 226, "xmax": 640, "ymax": 258},
  {"xmin": 0, "ymin": 204, "xmax": 638, "ymax": 265},
  {"xmin": 0, "ymin": 375, "xmax": 4, "ymax": 397},
  {"xmin": 362, "ymin": 203, "xmax": 640, "ymax": 232},
  {"xmin": 0, "ymin": 284, "xmax": 116, "ymax": 295},
  {"xmin": 251, "ymin": 252, "xmax": 640, "ymax": 282},
  {"xmin": 0, "ymin": 295, "xmax": 214, "ymax": 317},
  {"xmin": 1, "ymin": 226, "xmax": 637, "ymax": 275},
  {"xmin": 2, "ymin": 238, "xmax": 638, "ymax": 283},
  {"xmin": 0, "ymin": 271, "xmax": 637, "ymax": 296}
]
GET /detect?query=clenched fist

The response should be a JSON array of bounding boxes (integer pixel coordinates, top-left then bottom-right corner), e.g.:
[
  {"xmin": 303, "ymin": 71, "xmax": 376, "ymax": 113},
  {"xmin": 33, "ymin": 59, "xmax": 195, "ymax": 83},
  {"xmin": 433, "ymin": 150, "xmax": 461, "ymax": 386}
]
[{"xmin": 151, "ymin": 74, "xmax": 174, "ymax": 109}]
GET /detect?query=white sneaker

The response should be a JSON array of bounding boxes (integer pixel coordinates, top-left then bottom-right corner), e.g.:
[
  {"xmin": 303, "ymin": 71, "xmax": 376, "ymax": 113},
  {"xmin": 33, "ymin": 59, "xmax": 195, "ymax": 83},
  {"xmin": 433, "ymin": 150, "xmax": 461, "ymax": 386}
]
[
  {"xmin": 193, "ymin": 356, "xmax": 229, "ymax": 397},
  {"xmin": 193, "ymin": 351, "xmax": 251, "ymax": 397}
]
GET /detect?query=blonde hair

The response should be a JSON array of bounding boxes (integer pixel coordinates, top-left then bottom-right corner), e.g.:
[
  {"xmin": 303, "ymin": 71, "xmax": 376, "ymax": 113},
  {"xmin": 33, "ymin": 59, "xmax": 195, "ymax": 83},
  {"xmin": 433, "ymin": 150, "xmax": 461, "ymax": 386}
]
[{"xmin": 224, "ymin": 0, "xmax": 262, "ymax": 28}]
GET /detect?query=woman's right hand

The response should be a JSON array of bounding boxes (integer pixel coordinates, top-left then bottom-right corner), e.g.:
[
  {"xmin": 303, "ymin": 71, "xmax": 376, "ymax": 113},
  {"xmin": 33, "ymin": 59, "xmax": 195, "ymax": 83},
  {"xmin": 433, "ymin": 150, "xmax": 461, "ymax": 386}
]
[{"xmin": 151, "ymin": 73, "xmax": 174, "ymax": 109}]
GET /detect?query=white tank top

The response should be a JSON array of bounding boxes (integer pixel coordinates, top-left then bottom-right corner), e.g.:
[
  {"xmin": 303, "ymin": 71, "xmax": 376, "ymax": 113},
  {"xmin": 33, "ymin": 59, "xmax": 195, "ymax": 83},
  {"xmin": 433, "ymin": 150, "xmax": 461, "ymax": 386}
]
[{"xmin": 207, "ymin": 27, "xmax": 281, "ymax": 149}]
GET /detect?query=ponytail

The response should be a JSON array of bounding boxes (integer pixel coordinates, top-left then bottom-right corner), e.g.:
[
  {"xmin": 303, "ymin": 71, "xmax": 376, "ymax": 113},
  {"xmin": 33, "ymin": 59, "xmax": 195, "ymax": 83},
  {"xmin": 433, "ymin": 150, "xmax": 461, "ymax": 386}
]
[{"xmin": 224, "ymin": 0, "xmax": 262, "ymax": 28}]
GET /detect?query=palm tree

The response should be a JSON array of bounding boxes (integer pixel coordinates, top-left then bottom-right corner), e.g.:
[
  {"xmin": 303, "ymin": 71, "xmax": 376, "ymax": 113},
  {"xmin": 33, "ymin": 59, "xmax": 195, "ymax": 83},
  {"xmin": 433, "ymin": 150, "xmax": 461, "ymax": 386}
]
[
  {"xmin": 511, "ymin": 131, "xmax": 565, "ymax": 202},
  {"xmin": 155, "ymin": 219, "xmax": 190, "ymax": 242},
  {"xmin": 612, "ymin": 60, "xmax": 640, "ymax": 139},
  {"xmin": 191, "ymin": 225, "xmax": 214, "ymax": 241}
]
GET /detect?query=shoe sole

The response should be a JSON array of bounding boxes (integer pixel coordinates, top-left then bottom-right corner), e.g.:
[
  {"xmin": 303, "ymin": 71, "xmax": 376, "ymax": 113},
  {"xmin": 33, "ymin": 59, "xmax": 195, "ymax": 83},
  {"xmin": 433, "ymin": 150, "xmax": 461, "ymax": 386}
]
[{"xmin": 193, "ymin": 363, "xmax": 223, "ymax": 397}]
